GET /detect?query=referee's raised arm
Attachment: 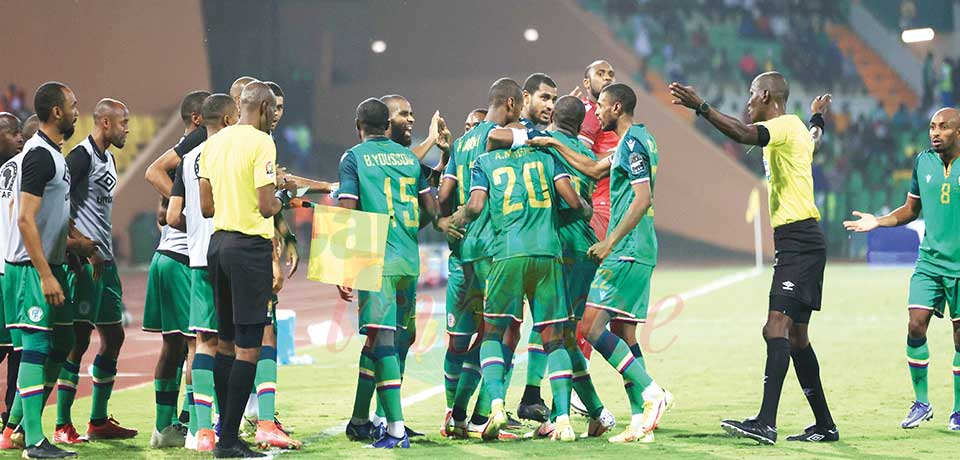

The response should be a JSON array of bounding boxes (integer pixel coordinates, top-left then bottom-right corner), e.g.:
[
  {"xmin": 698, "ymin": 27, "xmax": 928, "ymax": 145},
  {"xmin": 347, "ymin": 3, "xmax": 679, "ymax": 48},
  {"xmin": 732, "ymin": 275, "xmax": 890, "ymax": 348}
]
[{"xmin": 194, "ymin": 81, "xmax": 298, "ymax": 457}]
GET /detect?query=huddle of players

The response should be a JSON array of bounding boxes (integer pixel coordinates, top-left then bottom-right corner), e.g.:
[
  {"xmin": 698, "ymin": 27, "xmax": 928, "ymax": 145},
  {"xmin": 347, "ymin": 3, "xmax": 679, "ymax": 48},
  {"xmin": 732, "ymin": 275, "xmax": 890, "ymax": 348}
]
[
  {"xmin": 338, "ymin": 61, "xmax": 673, "ymax": 449},
  {"xmin": 0, "ymin": 82, "xmax": 135, "ymax": 459}
]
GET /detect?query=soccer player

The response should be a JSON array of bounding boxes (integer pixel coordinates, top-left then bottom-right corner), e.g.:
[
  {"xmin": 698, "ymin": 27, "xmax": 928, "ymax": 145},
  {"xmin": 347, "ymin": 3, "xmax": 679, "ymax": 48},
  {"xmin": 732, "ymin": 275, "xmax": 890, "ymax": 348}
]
[
  {"xmin": 578, "ymin": 60, "xmax": 618, "ymax": 239},
  {"xmin": 144, "ymin": 91, "xmax": 210, "ymax": 449},
  {"xmin": 167, "ymin": 93, "xmax": 237, "ymax": 452},
  {"xmin": 0, "ymin": 113, "xmax": 23, "ymax": 425},
  {"xmin": 20, "ymin": 115, "xmax": 39, "ymax": 142},
  {"xmin": 52, "ymin": 99, "xmax": 134, "ymax": 445},
  {"xmin": 464, "ymin": 109, "xmax": 487, "ymax": 133},
  {"xmin": 436, "ymin": 79, "xmax": 524, "ymax": 439},
  {"xmin": 5, "ymin": 81, "xmax": 78, "ymax": 459},
  {"xmin": 670, "ymin": 73, "xmax": 837, "ymax": 443},
  {"xmin": 844, "ymin": 107, "xmax": 960, "ymax": 431},
  {"xmin": 524, "ymin": 95, "xmax": 616, "ymax": 437},
  {"xmin": 199, "ymin": 81, "xmax": 294, "ymax": 458},
  {"xmin": 530, "ymin": 83, "xmax": 671, "ymax": 443},
  {"xmin": 338, "ymin": 98, "xmax": 440, "ymax": 449},
  {"xmin": 448, "ymin": 115, "xmax": 588, "ymax": 442}
]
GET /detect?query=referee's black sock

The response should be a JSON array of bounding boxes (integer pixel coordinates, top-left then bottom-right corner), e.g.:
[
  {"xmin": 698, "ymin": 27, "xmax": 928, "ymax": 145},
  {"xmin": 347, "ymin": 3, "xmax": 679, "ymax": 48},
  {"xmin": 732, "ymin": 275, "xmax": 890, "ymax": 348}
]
[
  {"xmin": 213, "ymin": 353, "xmax": 235, "ymax": 419},
  {"xmin": 220, "ymin": 359, "xmax": 257, "ymax": 446},
  {"xmin": 791, "ymin": 344, "xmax": 835, "ymax": 429},
  {"xmin": 757, "ymin": 337, "xmax": 790, "ymax": 428}
]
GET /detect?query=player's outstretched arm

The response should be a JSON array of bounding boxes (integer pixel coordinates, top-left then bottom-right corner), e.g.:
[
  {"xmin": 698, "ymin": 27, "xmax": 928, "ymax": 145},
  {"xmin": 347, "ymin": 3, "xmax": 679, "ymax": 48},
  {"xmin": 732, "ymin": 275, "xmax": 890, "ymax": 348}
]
[
  {"xmin": 527, "ymin": 136, "xmax": 610, "ymax": 180},
  {"xmin": 669, "ymin": 83, "xmax": 762, "ymax": 146},
  {"xmin": 145, "ymin": 148, "xmax": 180, "ymax": 198},
  {"xmin": 588, "ymin": 181, "xmax": 651, "ymax": 261},
  {"xmin": 843, "ymin": 195, "xmax": 921, "ymax": 232}
]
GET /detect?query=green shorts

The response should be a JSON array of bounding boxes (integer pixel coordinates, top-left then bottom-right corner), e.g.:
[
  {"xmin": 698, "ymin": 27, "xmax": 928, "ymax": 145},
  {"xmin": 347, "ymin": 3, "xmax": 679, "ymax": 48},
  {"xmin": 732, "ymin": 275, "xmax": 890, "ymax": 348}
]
[
  {"xmin": 4, "ymin": 263, "xmax": 73, "ymax": 331},
  {"xmin": 562, "ymin": 251, "xmax": 598, "ymax": 321},
  {"xmin": 143, "ymin": 253, "xmax": 193, "ymax": 336},
  {"xmin": 908, "ymin": 269, "xmax": 960, "ymax": 320},
  {"xmin": 189, "ymin": 268, "xmax": 218, "ymax": 334},
  {"xmin": 69, "ymin": 262, "xmax": 123, "ymax": 326},
  {"xmin": 484, "ymin": 256, "xmax": 568, "ymax": 329},
  {"xmin": 1, "ymin": 272, "xmax": 20, "ymax": 349},
  {"xmin": 586, "ymin": 259, "xmax": 654, "ymax": 324},
  {"xmin": 0, "ymin": 276, "xmax": 9, "ymax": 347},
  {"xmin": 358, "ymin": 275, "xmax": 418, "ymax": 334},
  {"xmin": 445, "ymin": 256, "xmax": 489, "ymax": 337}
]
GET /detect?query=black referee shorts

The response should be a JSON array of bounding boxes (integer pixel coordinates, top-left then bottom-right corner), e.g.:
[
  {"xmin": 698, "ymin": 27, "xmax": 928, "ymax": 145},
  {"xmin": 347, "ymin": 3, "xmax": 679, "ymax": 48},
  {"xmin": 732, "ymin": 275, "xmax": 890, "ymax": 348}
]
[
  {"xmin": 769, "ymin": 218, "xmax": 826, "ymax": 324},
  {"xmin": 207, "ymin": 231, "xmax": 272, "ymax": 345}
]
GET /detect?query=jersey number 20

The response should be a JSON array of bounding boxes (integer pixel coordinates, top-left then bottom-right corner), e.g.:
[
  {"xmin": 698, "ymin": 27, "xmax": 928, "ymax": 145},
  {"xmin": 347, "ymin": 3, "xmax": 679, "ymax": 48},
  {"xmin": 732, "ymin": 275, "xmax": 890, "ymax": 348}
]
[{"xmin": 493, "ymin": 162, "xmax": 551, "ymax": 215}]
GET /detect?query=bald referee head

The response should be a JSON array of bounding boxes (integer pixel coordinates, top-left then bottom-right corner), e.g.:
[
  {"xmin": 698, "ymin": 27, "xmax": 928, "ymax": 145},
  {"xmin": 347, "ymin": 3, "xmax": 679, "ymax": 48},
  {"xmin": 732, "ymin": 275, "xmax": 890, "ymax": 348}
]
[{"xmin": 238, "ymin": 81, "xmax": 277, "ymax": 134}]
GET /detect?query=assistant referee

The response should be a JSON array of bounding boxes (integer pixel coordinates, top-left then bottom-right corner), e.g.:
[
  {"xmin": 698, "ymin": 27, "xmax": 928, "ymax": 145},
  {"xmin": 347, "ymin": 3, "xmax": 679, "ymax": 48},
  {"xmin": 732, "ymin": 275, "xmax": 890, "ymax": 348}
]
[
  {"xmin": 198, "ymin": 81, "xmax": 295, "ymax": 457},
  {"xmin": 669, "ymin": 72, "xmax": 838, "ymax": 444}
]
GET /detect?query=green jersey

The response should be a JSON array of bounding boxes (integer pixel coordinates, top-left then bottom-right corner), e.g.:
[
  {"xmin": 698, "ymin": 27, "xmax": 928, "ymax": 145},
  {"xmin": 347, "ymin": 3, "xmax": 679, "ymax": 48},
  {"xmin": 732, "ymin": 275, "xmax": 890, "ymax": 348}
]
[
  {"xmin": 548, "ymin": 129, "xmax": 598, "ymax": 254},
  {"xmin": 910, "ymin": 149, "xmax": 960, "ymax": 276},
  {"xmin": 337, "ymin": 136, "xmax": 429, "ymax": 277},
  {"xmin": 607, "ymin": 124, "xmax": 658, "ymax": 266},
  {"xmin": 443, "ymin": 120, "xmax": 497, "ymax": 261},
  {"xmin": 470, "ymin": 145, "xmax": 571, "ymax": 261}
]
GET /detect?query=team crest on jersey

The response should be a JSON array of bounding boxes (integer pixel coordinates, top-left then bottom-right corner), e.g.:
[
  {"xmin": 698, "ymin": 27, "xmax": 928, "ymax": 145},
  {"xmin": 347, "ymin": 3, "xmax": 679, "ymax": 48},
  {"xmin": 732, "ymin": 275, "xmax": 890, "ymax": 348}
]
[
  {"xmin": 447, "ymin": 313, "xmax": 456, "ymax": 328},
  {"xmin": 629, "ymin": 152, "xmax": 646, "ymax": 176},
  {"xmin": 94, "ymin": 171, "xmax": 116, "ymax": 193},
  {"xmin": 78, "ymin": 301, "xmax": 91, "ymax": 316},
  {"xmin": 0, "ymin": 162, "xmax": 17, "ymax": 199},
  {"xmin": 28, "ymin": 306, "xmax": 43, "ymax": 322}
]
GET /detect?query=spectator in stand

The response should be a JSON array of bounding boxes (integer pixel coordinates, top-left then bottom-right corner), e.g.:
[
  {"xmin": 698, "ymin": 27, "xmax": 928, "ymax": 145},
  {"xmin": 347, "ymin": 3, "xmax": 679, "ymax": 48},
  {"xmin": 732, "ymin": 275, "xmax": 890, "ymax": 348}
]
[
  {"xmin": 940, "ymin": 58, "xmax": 954, "ymax": 108},
  {"xmin": 739, "ymin": 52, "xmax": 757, "ymax": 80},
  {"xmin": 922, "ymin": 52, "xmax": 935, "ymax": 110}
]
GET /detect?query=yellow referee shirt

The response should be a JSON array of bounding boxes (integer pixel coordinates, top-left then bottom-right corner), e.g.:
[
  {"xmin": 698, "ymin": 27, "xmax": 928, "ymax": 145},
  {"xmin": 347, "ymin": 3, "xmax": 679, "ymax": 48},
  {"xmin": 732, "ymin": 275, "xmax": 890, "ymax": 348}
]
[
  {"xmin": 756, "ymin": 114, "xmax": 820, "ymax": 228},
  {"xmin": 198, "ymin": 124, "xmax": 277, "ymax": 240}
]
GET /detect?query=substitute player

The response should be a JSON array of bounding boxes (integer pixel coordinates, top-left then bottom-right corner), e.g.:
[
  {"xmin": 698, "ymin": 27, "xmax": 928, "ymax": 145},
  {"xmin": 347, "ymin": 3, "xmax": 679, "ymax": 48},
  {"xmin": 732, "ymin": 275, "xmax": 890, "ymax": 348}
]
[
  {"xmin": 844, "ymin": 107, "xmax": 960, "ymax": 431},
  {"xmin": 54, "ymin": 99, "xmax": 133, "ymax": 445},
  {"xmin": 531, "ymin": 83, "xmax": 670, "ymax": 443},
  {"xmin": 670, "ymin": 72, "xmax": 838, "ymax": 443},
  {"xmin": 449, "ymin": 124, "xmax": 588, "ymax": 442},
  {"xmin": 0, "ymin": 112, "xmax": 23, "ymax": 425},
  {"xmin": 5, "ymin": 82, "xmax": 78, "ymax": 459},
  {"xmin": 436, "ymin": 79, "xmax": 524, "ymax": 439}
]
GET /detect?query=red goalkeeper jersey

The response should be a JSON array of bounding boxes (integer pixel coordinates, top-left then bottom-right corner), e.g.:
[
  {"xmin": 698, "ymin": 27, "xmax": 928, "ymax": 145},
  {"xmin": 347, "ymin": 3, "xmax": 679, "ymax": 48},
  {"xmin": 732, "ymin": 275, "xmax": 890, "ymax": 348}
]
[{"xmin": 579, "ymin": 97, "xmax": 620, "ymax": 237}]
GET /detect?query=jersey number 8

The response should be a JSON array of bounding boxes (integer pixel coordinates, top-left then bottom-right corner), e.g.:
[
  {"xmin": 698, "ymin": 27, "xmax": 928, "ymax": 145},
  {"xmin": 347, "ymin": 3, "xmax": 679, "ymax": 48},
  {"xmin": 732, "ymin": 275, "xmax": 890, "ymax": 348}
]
[{"xmin": 942, "ymin": 183, "xmax": 951, "ymax": 205}]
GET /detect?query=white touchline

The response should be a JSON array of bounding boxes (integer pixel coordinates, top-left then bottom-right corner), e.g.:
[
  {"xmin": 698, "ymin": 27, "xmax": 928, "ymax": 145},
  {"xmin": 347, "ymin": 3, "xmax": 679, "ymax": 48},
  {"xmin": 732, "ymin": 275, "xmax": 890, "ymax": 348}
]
[{"xmin": 319, "ymin": 267, "xmax": 762, "ymax": 437}]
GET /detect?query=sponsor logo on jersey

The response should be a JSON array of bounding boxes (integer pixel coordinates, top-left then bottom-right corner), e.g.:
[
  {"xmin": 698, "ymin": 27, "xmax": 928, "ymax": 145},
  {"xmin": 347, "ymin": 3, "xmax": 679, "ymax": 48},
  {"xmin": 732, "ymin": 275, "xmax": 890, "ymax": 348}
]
[
  {"xmin": 629, "ymin": 152, "xmax": 646, "ymax": 176},
  {"xmin": 266, "ymin": 160, "xmax": 275, "ymax": 176},
  {"xmin": 781, "ymin": 281, "xmax": 795, "ymax": 291},
  {"xmin": 94, "ymin": 171, "xmax": 116, "ymax": 193},
  {"xmin": 926, "ymin": 174, "xmax": 932, "ymax": 183}
]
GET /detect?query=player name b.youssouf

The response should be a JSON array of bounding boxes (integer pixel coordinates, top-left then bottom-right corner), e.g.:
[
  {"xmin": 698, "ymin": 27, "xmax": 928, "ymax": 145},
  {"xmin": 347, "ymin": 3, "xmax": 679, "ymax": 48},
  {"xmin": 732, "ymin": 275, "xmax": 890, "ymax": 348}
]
[{"xmin": 360, "ymin": 152, "xmax": 417, "ymax": 167}]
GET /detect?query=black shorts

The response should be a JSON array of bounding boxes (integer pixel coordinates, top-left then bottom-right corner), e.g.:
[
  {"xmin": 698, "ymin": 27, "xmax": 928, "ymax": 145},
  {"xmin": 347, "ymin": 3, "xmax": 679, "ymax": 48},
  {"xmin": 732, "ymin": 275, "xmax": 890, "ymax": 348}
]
[
  {"xmin": 207, "ymin": 231, "xmax": 272, "ymax": 341},
  {"xmin": 769, "ymin": 218, "xmax": 826, "ymax": 324}
]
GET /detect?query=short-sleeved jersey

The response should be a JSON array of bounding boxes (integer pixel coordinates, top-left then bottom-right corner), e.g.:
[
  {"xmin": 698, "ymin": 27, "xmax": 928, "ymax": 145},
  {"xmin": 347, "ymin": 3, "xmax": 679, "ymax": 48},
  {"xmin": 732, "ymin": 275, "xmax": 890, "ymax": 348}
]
[
  {"xmin": 6, "ymin": 131, "xmax": 71, "ymax": 264},
  {"xmin": 181, "ymin": 142, "xmax": 215, "ymax": 268},
  {"xmin": 580, "ymin": 97, "xmax": 619, "ymax": 208},
  {"xmin": 607, "ymin": 124, "xmax": 658, "ymax": 266},
  {"xmin": 68, "ymin": 136, "xmax": 117, "ymax": 261},
  {"xmin": 470, "ymin": 145, "xmax": 570, "ymax": 261},
  {"xmin": 548, "ymin": 130, "xmax": 598, "ymax": 254},
  {"xmin": 910, "ymin": 149, "xmax": 960, "ymax": 276},
  {"xmin": 755, "ymin": 114, "xmax": 820, "ymax": 228},
  {"xmin": 442, "ymin": 121, "xmax": 497, "ymax": 261},
  {"xmin": 0, "ymin": 151, "xmax": 25, "ymax": 274},
  {"xmin": 198, "ymin": 124, "xmax": 277, "ymax": 240},
  {"xmin": 337, "ymin": 136, "xmax": 429, "ymax": 277}
]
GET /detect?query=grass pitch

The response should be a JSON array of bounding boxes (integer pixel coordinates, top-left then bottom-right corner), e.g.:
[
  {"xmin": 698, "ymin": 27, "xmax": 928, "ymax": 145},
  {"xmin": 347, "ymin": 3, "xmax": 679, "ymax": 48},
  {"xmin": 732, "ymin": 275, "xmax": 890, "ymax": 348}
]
[{"xmin": 19, "ymin": 264, "xmax": 960, "ymax": 459}]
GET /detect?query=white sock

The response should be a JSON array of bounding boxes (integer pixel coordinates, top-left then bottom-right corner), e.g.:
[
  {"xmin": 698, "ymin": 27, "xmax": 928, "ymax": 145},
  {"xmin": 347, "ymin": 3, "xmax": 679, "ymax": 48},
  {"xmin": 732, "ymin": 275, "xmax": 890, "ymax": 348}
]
[
  {"xmin": 371, "ymin": 413, "xmax": 386, "ymax": 427},
  {"xmin": 244, "ymin": 393, "xmax": 259, "ymax": 418},
  {"xmin": 350, "ymin": 417, "xmax": 369, "ymax": 426},
  {"xmin": 631, "ymin": 413, "xmax": 644, "ymax": 428},
  {"xmin": 555, "ymin": 414, "xmax": 570, "ymax": 425},
  {"xmin": 387, "ymin": 421, "xmax": 405, "ymax": 438},
  {"xmin": 641, "ymin": 382, "xmax": 663, "ymax": 401}
]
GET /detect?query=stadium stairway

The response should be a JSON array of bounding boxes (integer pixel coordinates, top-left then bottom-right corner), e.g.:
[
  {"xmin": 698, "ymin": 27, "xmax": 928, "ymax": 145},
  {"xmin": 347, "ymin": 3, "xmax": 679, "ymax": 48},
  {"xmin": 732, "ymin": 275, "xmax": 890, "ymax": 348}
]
[{"xmin": 826, "ymin": 23, "xmax": 919, "ymax": 114}]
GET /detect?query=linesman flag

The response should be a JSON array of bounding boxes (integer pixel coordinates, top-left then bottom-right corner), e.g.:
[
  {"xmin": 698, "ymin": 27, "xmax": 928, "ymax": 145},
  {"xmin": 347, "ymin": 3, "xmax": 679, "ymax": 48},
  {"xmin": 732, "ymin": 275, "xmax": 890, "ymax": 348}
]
[{"xmin": 307, "ymin": 205, "xmax": 389, "ymax": 291}]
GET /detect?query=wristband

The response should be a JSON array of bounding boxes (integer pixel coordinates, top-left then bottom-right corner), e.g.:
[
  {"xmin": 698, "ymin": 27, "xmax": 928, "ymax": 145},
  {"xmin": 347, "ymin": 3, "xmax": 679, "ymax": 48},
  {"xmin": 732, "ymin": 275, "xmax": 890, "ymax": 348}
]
[
  {"xmin": 510, "ymin": 128, "xmax": 529, "ymax": 148},
  {"xmin": 809, "ymin": 113, "xmax": 825, "ymax": 131},
  {"xmin": 275, "ymin": 189, "xmax": 293, "ymax": 207}
]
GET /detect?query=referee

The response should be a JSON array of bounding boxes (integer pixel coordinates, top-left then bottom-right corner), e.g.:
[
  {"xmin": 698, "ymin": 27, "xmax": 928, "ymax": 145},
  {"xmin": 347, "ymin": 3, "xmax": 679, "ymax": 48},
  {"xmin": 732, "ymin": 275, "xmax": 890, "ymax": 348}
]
[
  {"xmin": 669, "ymin": 73, "xmax": 838, "ymax": 444},
  {"xmin": 198, "ymin": 81, "xmax": 295, "ymax": 458}
]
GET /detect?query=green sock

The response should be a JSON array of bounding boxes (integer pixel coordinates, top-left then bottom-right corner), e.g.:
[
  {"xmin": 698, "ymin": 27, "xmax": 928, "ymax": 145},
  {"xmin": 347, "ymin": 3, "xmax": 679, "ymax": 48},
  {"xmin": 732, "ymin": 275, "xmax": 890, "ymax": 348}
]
[
  {"xmin": 453, "ymin": 348, "xmax": 482, "ymax": 419},
  {"xmin": 526, "ymin": 332, "xmax": 547, "ymax": 388},
  {"xmin": 502, "ymin": 344, "xmax": 515, "ymax": 394},
  {"xmin": 443, "ymin": 348, "xmax": 465, "ymax": 409},
  {"xmin": 593, "ymin": 331, "xmax": 653, "ymax": 408},
  {"xmin": 907, "ymin": 337, "xmax": 930, "ymax": 404},
  {"xmin": 372, "ymin": 346, "xmax": 403, "ymax": 423},
  {"xmin": 91, "ymin": 354, "xmax": 118, "ymax": 421},
  {"xmin": 568, "ymin": 344, "xmax": 604, "ymax": 418},
  {"xmin": 20, "ymin": 330, "xmax": 51, "ymax": 446},
  {"xmin": 624, "ymin": 344, "xmax": 646, "ymax": 414},
  {"xmin": 479, "ymin": 340, "xmax": 506, "ymax": 401},
  {"xmin": 55, "ymin": 360, "xmax": 81, "ymax": 426},
  {"xmin": 953, "ymin": 349, "xmax": 960, "ymax": 413},
  {"xmin": 154, "ymin": 378, "xmax": 179, "ymax": 431},
  {"xmin": 256, "ymin": 346, "xmax": 277, "ymax": 422},
  {"xmin": 7, "ymin": 391, "xmax": 22, "ymax": 427},
  {"xmin": 173, "ymin": 366, "xmax": 183, "ymax": 426},
  {"xmin": 546, "ymin": 348, "xmax": 572, "ymax": 418},
  {"xmin": 186, "ymin": 384, "xmax": 197, "ymax": 435},
  {"xmin": 190, "ymin": 353, "xmax": 216, "ymax": 431},
  {"xmin": 351, "ymin": 350, "xmax": 376, "ymax": 422}
]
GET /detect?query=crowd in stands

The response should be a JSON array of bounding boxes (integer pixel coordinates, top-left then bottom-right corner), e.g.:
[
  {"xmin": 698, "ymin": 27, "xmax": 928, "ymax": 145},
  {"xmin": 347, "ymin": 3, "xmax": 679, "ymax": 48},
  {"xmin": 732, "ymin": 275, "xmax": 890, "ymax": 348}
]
[{"xmin": 0, "ymin": 84, "xmax": 30, "ymax": 121}]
